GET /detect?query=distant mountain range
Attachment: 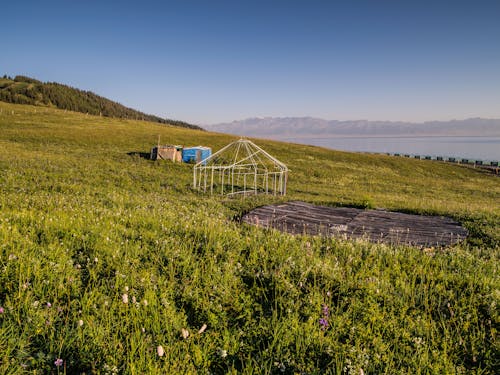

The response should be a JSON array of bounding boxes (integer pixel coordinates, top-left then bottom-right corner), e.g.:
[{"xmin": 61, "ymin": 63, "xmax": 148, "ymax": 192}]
[
  {"xmin": 0, "ymin": 75, "xmax": 201, "ymax": 129},
  {"xmin": 206, "ymin": 117, "xmax": 500, "ymax": 139}
]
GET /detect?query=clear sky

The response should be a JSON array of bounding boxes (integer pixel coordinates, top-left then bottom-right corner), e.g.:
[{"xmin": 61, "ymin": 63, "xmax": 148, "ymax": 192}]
[{"xmin": 2, "ymin": 0, "xmax": 500, "ymax": 125}]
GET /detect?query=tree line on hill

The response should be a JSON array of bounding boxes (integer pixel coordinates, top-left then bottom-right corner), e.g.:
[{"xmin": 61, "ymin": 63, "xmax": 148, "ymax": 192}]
[{"xmin": 0, "ymin": 75, "xmax": 201, "ymax": 130}]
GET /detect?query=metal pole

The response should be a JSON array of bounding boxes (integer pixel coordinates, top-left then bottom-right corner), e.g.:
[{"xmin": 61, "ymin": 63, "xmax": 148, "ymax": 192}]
[
  {"xmin": 274, "ymin": 174, "xmax": 277, "ymax": 195},
  {"xmin": 221, "ymin": 169, "xmax": 225, "ymax": 195},
  {"xmin": 204, "ymin": 166, "xmax": 207, "ymax": 192},
  {"xmin": 211, "ymin": 168, "xmax": 214, "ymax": 195},
  {"xmin": 254, "ymin": 169, "xmax": 257, "ymax": 194}
]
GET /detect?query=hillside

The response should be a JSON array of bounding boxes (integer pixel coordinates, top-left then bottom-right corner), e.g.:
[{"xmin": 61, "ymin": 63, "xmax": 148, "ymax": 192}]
[
  {"xmin": 207, "ymin": 116, "xmax": 500, "ymax": 138},
  {"xmin": 0, "ymin": 75, "xmax": 201, "ymax": 129},
  {"xmin": 0, "ymin": 102, "xmax": 498, "ymax": 373}
]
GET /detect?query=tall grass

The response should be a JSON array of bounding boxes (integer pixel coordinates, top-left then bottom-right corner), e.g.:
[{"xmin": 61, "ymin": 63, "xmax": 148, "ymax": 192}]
[{"xmin": 0, "ymin": 102, "xmax": 498, "ymax": 373}]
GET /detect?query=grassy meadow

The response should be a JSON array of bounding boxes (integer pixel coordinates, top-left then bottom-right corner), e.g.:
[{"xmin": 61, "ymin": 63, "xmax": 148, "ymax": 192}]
[{"xmin": 0, "ymin": 102, "xmax": 498, "ymax": 374}]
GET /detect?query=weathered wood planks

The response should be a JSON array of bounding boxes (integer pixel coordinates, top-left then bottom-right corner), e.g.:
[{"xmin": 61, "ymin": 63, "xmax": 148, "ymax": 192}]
[{"xmin": 242, "ymin": 201, "xmax": 468, "ymax": 247}]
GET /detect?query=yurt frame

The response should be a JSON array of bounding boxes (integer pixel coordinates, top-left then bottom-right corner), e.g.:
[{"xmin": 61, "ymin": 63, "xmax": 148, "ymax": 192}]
[{"xmin": 193, "ymin": 139, "xmax": 288, "ymax": 196}]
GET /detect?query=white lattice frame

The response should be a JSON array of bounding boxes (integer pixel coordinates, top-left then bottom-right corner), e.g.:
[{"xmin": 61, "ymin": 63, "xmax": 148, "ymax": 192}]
[{"xmin": 193, "ymin": 139, "xmax": 288, "ymax": 196}]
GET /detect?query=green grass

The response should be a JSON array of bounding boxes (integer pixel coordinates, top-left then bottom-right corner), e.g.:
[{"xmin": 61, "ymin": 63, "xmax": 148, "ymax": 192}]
[{"xmin": 0, "ymin": 102, "xmax": 498, "ymax": 374}]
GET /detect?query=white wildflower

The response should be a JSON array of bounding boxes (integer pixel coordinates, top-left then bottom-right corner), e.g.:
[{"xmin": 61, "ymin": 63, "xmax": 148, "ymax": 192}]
[
  {"xmin": 157, "ymin": 345, "xmax": 165, "ymax": 357},
  {"xmin": 103, "ymin": 363, "xmax": 118, "ymax": 375},
  {"xmin": 412, "ymin": 337, "xmax": 424, "ymax": 346},
  {"xmin": 198, "ymin": 324, "xmax": 207, "ymax": 334}
]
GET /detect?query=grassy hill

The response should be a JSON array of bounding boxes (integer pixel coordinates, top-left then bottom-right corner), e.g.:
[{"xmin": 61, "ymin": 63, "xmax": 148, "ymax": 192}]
[
  {"xmin": 0, "ymin": 75, "xmax": 201, "ymax": 129},
  {"xmin": 0, "ymin": 102, "xmax": 498, "ymax": 373}
]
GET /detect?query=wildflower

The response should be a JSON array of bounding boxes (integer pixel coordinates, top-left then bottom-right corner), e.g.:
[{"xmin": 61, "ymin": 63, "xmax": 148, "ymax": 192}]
[
  {"xmin": 124, "ymin": 286, "xmax": 129, "ymax": 292},
  {"xmin": 122, "ymin": 294, "xmax": 129, "ymax": 304},
  {"xmin": 412, "ymin": 337, "xmax": 424, "ymax": 346},
  {"xmin": 78, "ymin": 319, "xmax": 84, "ymax": 327},
  {"xmin": 94, "ymin": 257, "xmax": 98, "ymax": 263},
  {"xmin": 319, "ymin": 318, "xmax": 329, "ymax": 330},
  {"xmin": 54, "ymin": 358, "xmax": 63, "ymax": 367},
  {"xmin": 278, "ymin": 362, "xmax": 286, "ymax": 372},
  {"xmin": 217, "ymin": 349, "xmax": 228, "ymax": 358},
  {"xmin": 198, "ymin": 324, "xmax": 207, "ymax": 334},
  {"xmin": 103, "ymin": 363, "xmax": 118, "ymax": 374},
  {"xmin": 157, "ymin": 345, "xmax": 165, "ymax": 357},
  {"xmin": 47, "ymin": 302, "xmax": 52, "ymax": 308},
  {"xmin": 181, "ymin": 328, "xmax": 189, "ymax": 339},
  {"xmin": 143, "ymin": 299, "xmax": 148, "ymax": 306},
  {"xmin": 322, "ymin": 304, "xmax": 329, "ymax": 317},
  {"xmin": 131, "ymin": 296, "xmax": 137, "ymax": 304},
  {"xmin": 0, "ymin": 306, "xmax": 4, "ymax": 314}
]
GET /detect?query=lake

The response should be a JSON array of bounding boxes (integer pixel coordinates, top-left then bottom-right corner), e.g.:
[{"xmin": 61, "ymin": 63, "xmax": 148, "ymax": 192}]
[{"xmin": 283, "ymin": 136, "xmax": 500, "ymax": 162}]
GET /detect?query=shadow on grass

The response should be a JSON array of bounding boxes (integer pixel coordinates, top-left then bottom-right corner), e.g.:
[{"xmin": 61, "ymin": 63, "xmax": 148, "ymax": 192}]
[{"xmin": 127, "ymin": 151, "xmax": 150, "ymax": 160}]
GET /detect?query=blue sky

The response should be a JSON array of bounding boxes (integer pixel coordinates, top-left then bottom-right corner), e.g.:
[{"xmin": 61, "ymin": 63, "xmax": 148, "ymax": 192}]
[{"xmin": 2, "ymin": 0, "xmax": 500, "ymax": 124}]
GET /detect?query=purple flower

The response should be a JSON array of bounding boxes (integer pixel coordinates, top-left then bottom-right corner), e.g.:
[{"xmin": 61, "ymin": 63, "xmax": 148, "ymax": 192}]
[
  {"xmin": 319, "ymin": 318, "xmax": 329, "ymax": 330},
  {"xmin": 54, "ymin": 358, "xmax": 63, "ymax": 367},
  {"xmin": 322, "ymin": 304, "xmax": 329, "ymax": 317},
  {"xmin": 46, "ymin": 302, "xmax": 52, "ymax": 308},
  {"xmin": 0, "ymin": 306, "xmax": 4, "ymax": 314}
]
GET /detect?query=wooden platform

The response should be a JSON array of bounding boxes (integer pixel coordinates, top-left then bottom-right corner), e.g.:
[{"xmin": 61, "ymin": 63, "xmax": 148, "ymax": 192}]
[{"xmin": 242, "ymin": 201, "xmax": 468, "ymax": 247}]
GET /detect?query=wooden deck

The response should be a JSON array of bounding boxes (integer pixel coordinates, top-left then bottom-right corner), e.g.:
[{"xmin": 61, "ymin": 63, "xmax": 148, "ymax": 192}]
[{"xmin": 242, "ymin": 201, "xmax": 468, "ymax": 247}]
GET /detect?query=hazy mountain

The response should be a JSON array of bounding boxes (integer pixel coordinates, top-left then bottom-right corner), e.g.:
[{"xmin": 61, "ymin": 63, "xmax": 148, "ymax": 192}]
[{"xmin": 206, "ymin": 117, "xmax": 500, "ymax": 139}]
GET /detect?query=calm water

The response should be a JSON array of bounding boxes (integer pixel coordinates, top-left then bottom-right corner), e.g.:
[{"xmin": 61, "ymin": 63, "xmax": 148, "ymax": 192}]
[{"xmin": 284, "ymin": 136, "xmax": 500, "ymax": 161}]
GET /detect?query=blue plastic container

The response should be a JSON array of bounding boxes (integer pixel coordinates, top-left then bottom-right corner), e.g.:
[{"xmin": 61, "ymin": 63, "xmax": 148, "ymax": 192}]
[{"xmin": 182, "ymin": 146, "xmax": 211, "ymax": 164}]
